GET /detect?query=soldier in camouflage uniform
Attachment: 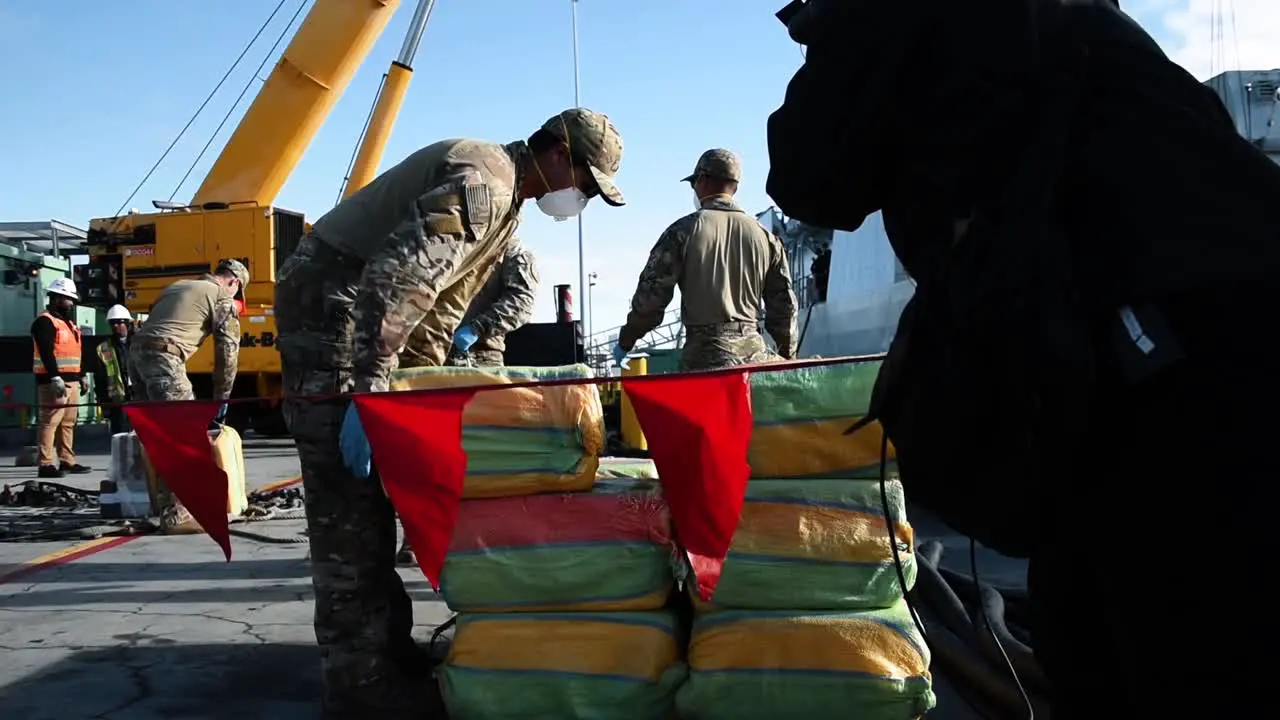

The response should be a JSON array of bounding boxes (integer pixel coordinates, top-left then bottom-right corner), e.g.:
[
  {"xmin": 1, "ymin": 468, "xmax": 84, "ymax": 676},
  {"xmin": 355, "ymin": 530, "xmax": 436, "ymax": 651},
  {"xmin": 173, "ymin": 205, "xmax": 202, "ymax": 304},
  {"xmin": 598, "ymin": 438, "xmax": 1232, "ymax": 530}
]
[
  {"xmin": 392, "ymin": 241, "xmax": 539, "ymax": 566},
  {"xmin": 274, "ymin": 108, "xmax": 625, "ymax": 719},
  {"xmin": 616, "ymin": 149, "xmax": 798, "ymax": 371},
  {"xmin": 439, "ymin": 241, "xmax": 540, "ymax": 368},
  {"xmin": 129, "ymin": 258, "xmax": 246, "ymax": 402},
  {"xmin": 129, "ymin": 259, "xmax": 247, "ymax": 529}
]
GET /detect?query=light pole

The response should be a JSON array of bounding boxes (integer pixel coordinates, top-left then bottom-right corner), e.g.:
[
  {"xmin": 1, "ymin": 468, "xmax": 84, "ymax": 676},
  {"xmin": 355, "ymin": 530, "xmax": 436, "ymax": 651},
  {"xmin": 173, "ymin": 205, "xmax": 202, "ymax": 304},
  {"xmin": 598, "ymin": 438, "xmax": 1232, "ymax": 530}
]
[
  {"xmin": 571, "ymin": 0, "xmax": 587, "ymax": 356},
  {"xmin": 588, "ymin": 271, "xmax": 598, "ymax": 350}
]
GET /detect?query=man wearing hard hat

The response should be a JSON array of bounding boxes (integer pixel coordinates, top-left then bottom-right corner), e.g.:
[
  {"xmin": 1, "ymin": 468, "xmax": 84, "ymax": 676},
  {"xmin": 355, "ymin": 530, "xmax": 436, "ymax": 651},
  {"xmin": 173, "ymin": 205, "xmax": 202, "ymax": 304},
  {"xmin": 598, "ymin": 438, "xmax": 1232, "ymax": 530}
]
[
  {"xmin": 31, "ymin": 277, "xmax": 91, "ymax": 479},
  {"xmin": 96, "ymin": 305, "xmax": 134, "ymax": 435}
]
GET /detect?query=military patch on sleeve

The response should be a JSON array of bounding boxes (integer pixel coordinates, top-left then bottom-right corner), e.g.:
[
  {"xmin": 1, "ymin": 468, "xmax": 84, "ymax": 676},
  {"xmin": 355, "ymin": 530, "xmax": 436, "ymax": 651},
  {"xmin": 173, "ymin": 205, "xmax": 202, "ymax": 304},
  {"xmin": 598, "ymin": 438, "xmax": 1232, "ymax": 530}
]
[{"xmin": 464, "ymin": 183, "xmax": 492, "ymax": 227}]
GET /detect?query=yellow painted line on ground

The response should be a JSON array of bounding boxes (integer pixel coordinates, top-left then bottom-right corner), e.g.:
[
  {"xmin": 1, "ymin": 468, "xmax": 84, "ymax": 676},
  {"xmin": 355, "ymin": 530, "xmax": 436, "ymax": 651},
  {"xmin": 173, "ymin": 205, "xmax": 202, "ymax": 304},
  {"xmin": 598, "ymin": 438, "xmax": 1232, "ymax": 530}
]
[
  {"xmin": 254, "ymin": 475, "xmax": 301, "ymax": 494},
  {"xmin": 0, "ymin": 535, "xmax": 139, "ymax": 586},
  {"xmin": 0, "ymin": 476, "xmax": 304, "ymax": 587}
]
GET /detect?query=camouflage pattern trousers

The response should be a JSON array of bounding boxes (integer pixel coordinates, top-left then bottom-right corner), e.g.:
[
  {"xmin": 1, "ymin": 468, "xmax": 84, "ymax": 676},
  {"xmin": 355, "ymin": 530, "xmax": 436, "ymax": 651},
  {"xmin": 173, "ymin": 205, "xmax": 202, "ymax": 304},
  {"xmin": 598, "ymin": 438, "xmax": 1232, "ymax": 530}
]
[
  {"xmin": 681, "ymin": 323, "xmax": 782, "ymax": 371},
  {"xmin": 126, "ymin": 347, "xmax": 197, "ymax": 531},
  {"xmin": 127, "ymin": 348, "xmax": 195, "ymax": 401},
  {"xmin": 274, "ymin": 237, "xmax": 432, "ymax": 717}
]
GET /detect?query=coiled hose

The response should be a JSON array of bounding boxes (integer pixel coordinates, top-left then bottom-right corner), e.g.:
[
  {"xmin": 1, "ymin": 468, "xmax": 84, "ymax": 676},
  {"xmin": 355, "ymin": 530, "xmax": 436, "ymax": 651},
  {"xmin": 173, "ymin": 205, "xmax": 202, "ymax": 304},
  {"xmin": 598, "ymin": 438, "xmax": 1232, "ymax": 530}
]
[{"xmin": 913, "ymin": 539, "xmax": 1053, "ymax": 719}]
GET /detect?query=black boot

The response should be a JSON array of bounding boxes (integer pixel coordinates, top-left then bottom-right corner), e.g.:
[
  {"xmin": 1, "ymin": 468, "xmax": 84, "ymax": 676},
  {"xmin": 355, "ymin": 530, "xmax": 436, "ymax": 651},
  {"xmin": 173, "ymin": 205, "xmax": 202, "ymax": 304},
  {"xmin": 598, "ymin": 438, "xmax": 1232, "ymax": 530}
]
[
  {"xmin": 60, "ymin": 462, "xmax": 92, "ymax": 475},
  {"xmin": 396, "ymin": 540, "xmax": 417, "ymax": 566},
  {"xmin": 37, "ymin": 465, "xmax": 64, "ymax": 479}
]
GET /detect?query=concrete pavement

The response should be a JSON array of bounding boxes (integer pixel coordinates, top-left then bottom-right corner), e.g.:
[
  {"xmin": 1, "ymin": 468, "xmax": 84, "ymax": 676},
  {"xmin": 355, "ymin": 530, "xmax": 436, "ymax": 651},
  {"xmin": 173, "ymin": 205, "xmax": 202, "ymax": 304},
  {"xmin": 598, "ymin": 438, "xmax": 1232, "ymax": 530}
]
[{"xmin": 0, "ymin": 434, "xmax": 453, "ymax": 720}]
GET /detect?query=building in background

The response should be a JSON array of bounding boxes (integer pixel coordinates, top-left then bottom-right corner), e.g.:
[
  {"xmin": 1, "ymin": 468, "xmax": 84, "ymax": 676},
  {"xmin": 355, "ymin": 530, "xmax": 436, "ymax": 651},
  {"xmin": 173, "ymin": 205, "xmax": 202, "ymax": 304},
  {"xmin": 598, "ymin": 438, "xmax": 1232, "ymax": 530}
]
[
  {"xmin": 1205, "ymin": 68, "xmax": 1280, "ymax": 165},
  {"xmin": 0, "ymin": 221, "xmax": 98, "ymax": 430}
]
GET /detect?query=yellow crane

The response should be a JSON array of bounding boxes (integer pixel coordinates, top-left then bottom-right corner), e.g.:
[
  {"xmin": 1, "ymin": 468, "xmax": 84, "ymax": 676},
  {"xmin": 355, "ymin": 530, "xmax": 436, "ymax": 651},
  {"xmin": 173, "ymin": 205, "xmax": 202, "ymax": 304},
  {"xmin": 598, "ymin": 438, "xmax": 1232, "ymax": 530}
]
[{"xmin": 80, "ymin": 0, "xmax": 438, "ymax": 434}]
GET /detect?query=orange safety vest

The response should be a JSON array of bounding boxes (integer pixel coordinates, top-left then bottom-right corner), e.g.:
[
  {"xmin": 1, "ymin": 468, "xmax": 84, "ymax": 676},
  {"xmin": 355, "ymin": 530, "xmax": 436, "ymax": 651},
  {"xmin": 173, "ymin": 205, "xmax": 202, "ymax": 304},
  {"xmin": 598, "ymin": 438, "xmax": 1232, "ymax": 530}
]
[{"xmin": 32, "ymin": 312, "xmax": 82, "ymax": 375}]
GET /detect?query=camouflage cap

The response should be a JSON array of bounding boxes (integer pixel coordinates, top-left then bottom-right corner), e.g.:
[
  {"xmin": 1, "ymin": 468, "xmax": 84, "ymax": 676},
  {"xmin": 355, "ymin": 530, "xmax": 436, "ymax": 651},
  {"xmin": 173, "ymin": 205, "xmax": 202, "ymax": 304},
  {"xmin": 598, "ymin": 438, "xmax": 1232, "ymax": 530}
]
[
  {"xmin": 216, "ymin": 258, "xmax": 250, "ymax": 288},
  {"xmin": 541, "ymin": 108, "xmax": 625, "ymax": 207},
  {"xmin": 681, "ymin": 148, "xmax": 742, "ymax": 183}
]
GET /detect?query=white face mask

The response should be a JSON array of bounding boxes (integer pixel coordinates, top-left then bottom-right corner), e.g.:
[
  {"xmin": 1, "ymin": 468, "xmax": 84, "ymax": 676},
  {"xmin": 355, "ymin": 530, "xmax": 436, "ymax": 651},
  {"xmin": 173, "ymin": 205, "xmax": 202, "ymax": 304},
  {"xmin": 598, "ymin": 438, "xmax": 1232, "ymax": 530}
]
[{"xmin": 537, "ymin": 187, "xmax": 589, "ymax": 221}]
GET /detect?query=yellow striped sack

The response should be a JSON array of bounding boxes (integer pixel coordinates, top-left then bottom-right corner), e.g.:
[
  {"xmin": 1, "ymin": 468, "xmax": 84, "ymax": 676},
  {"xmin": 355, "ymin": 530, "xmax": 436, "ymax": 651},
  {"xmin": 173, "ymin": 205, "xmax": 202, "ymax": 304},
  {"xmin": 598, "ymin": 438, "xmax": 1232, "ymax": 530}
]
[
  {"xmin": 389, "ymin": 364, "xmax": 604, "ymax": 498},
  {"xmin": 677, "ymin": 602, "xmax": 936, "ymax": 720},
  {"xmin": 747, "ymin": 361, "xmax": 893, "ymax": 478},
  {"xmin": 693, "ymin": 478, "xmax": 916, "ymax": 611},
  {"xmin": 439, "ymin": 611, "xmax": 688, "ymax": 719}
]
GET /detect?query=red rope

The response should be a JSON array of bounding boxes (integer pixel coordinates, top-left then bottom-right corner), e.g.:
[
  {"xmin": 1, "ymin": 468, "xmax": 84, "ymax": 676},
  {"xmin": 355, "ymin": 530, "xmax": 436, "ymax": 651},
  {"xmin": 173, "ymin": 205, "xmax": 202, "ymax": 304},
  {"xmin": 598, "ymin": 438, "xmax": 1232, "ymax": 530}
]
[{"xmin": 12, "ymin": 354, "xmax": 887, "ymax": 410}]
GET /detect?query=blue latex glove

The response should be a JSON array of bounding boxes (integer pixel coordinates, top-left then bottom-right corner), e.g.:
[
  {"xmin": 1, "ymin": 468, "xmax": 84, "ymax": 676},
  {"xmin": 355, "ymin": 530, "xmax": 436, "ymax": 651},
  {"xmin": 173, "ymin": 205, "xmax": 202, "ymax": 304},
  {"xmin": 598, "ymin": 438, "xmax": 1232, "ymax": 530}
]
[
  {"xmin": 213, "ymin": 403, "xmax": 228, "ymax": 424},
  {"xmin": 453, "ymin": 324, "xmax": 479, "ymax": 353},
  {"xmin": 339, "ymin": 404, "xmax": 373, "ymax": 479},
  {"xmin": 611, "ymin": 342, "xmax": 630, "ymax": 369}
]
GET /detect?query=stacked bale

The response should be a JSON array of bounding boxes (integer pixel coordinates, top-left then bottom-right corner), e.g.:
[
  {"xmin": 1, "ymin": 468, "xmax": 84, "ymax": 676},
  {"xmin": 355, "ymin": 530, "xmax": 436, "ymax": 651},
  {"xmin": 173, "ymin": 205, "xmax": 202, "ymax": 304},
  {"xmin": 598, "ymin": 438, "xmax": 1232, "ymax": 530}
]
[
  {"xmin": 388, "ymin": 365, "xmax": 686, "ymax": 718},
  {"xmin": 676, "ymin": 362, "xmax": 936, "ymax": 720}
]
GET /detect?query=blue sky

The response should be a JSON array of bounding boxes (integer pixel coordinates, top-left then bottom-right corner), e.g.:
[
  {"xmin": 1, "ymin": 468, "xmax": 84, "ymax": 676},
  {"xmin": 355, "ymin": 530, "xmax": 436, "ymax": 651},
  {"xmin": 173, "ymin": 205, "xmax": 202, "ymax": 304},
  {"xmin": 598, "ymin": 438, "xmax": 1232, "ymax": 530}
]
[{"xmin": 0, "ymin": 0, "xmax": 1271, "ymax": 340}]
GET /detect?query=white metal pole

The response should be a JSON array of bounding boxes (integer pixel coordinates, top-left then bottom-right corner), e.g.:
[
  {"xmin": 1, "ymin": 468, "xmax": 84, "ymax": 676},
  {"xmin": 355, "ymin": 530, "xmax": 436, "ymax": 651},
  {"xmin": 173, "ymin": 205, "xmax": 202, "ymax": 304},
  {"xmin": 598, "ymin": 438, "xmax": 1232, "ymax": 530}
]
[
  {"xmin": 588, "ymin": 271, "xmax": 597, "ymax": 347},
  {"xmin": 571, "ymin": 0, "xmax": 587, "ymax": 357}
]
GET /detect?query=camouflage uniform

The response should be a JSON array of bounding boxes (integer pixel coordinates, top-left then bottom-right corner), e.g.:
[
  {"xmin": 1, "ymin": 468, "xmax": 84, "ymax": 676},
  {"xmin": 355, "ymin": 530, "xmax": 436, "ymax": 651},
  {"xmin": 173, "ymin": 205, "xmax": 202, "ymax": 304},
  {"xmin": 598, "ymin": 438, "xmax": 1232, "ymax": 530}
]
[
  {"xmin": 129, "ymin": 261, "xmax": 247, "ymax": 402},
  {"xmin": 274, "ymin": 111, "xmax": 624, "ymax": 718},
  {"xmin": 128, "ymin": 261, "xmax": 246, "ymax": 529},
  {"xmin": 619, "ymin": 149, "xmax": 798, "ymax": 371},
  {"xmin": 433, "ymin": 242, "xmax": 540, "ymax": 368}
]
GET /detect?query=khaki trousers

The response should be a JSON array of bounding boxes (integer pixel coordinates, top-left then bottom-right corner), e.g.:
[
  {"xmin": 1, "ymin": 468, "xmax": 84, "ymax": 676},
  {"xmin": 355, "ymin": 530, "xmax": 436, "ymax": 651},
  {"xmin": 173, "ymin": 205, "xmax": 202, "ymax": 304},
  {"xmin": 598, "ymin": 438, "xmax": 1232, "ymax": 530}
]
[{"xmin": 36, "ymin": 382, "xmax": 78, "ymax": 467}]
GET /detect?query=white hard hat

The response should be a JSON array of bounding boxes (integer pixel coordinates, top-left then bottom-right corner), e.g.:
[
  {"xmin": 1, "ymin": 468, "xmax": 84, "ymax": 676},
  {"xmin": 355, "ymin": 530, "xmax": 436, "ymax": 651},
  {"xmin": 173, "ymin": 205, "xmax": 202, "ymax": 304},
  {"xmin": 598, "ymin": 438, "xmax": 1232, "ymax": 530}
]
[
  {"xmin": 106, "ymin": 304, "xmax": 133, "ymax": 322},
  {"xmin": 46, "ymin": 277, "xmax": 80, "ymax": 301}
]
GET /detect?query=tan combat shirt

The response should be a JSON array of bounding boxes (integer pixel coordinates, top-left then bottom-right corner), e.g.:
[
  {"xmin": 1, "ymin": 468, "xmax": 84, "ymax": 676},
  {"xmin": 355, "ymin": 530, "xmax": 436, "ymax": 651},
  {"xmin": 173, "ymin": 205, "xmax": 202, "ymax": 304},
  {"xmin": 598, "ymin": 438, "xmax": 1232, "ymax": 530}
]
[
  {"xmin": 134, "ymin": 274, "xmax": 240, "ymax": 398},
  {"xmin": 311, "ymin": 138, "xmax": 526, "ymax": 390},
  {"xmin": 620, "ymin": 195, "xmax": 798, "ymax": 357}
]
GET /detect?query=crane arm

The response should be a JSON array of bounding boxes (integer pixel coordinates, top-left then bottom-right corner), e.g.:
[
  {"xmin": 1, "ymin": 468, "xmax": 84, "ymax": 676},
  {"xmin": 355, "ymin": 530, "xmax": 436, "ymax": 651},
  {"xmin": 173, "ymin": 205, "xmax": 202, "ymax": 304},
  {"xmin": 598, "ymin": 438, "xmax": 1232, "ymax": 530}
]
[
  {"xmin": 343, "ymin": 0, "xmax": 437, "ymax": 198},
  {"xmin": 191, "ymin": 0, "xmax": 402, "ymax": 207}
]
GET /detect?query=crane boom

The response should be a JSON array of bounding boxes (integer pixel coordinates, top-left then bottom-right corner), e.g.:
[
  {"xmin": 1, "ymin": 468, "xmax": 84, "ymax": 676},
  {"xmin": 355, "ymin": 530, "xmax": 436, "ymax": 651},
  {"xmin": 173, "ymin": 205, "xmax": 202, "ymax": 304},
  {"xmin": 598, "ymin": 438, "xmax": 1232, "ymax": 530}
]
[
  {"xmin": 192, "ymin": 0, "xmax": 402, "ymax": 206},
  {"xmin": 343, "ymin": 0, "xmax": 437, "ymax": 198}
]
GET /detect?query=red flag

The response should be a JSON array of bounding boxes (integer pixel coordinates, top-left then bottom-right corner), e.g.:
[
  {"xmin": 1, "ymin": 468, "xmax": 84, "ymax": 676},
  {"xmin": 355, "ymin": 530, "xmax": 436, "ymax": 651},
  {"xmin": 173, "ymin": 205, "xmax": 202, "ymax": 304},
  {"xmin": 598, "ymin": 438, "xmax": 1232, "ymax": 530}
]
[
  {"xmin": 353, "ymin": 390, "xmax": 476, "ymax": 589},
  {"xmin": 621, "ymin": 372, "xmax": 753, "ymax": 600},
  {"xmin": 124, "ymin": 401, "xmax": 230, "ymax": 560}
]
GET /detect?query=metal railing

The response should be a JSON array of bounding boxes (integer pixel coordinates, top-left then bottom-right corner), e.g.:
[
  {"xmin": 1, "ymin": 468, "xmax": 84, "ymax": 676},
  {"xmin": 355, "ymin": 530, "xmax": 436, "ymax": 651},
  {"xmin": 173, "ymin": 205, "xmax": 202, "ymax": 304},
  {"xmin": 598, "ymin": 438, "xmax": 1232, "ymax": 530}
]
[{"xmin": 583, "ymin": 307, "xmax": 684, "ymax": 375}]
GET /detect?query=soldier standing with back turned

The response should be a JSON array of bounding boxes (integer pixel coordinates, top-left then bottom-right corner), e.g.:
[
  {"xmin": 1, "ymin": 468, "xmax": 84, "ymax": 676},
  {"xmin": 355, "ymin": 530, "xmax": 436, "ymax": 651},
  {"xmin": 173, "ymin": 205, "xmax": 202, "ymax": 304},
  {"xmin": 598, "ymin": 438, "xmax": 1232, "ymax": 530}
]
[
  {"xmin": 614, "ymin": 149, "xmax": 798, "ymax": 370},
  {"xmin": 274, "ymin": 108, "xmax": 626, "ymax": 719}
]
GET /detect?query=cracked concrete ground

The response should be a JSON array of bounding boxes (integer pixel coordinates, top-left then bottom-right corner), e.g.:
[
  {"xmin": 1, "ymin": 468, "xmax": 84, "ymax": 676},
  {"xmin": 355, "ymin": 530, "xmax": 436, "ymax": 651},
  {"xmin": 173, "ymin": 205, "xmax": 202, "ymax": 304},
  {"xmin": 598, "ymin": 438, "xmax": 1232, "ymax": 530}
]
[
  {"xmin": 0, "ymin": 435, "xmax": 1024, "ymax": 720},
  {"xmin": 0, "ymin": 435, "xmax": 451, "ymax": 720}
]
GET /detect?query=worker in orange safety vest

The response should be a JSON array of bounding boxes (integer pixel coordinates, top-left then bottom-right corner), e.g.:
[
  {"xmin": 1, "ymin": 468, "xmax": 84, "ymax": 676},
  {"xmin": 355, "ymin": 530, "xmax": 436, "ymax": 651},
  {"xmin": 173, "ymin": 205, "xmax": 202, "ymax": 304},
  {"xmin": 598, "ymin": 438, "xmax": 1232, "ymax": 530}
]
[{"xmin": 31, "ymin": 277, "xmax": 91, "ymax": 478}]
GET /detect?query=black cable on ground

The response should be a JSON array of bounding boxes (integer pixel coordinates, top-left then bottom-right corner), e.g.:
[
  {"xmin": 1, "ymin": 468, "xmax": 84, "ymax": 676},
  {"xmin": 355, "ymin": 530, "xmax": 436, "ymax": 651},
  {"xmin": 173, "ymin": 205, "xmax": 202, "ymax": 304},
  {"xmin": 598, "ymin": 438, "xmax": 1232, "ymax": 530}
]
[{"xmin": 873, "ymin": 430, "xmax": 1047, "ymax": 719}]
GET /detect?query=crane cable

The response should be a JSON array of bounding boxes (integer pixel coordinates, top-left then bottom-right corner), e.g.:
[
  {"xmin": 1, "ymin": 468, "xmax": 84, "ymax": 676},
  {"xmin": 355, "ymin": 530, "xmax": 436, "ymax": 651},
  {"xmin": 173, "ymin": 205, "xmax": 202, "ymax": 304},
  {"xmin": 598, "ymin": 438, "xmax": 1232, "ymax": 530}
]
[
  {"xmin": 112, "ymin": 0, "xmax": 295, "ymax": 218},
  {"xmin": 334, "ymin": 72, "xmax": 388, "ymax": 206},
  {"xmin": 168, "ymin": 0, "xmax": 311, "ymax": 202}
]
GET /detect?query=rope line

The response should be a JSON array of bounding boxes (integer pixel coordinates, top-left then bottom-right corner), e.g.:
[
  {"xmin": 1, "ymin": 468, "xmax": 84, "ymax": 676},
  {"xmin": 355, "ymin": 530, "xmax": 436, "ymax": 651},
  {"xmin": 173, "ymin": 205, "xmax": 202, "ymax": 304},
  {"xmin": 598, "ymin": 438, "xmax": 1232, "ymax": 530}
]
[{"xmin": 17, "ymin": 354, "xmax": 885, "ymax": 410}]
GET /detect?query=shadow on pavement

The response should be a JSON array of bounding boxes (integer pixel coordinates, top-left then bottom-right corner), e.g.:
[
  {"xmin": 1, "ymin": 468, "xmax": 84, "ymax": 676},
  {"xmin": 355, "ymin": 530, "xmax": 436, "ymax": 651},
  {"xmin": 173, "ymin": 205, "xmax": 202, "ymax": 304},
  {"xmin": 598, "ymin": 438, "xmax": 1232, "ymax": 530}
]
[{"xmin": 0, "ymin": 642, "xmax": 325, "ymax": 720}]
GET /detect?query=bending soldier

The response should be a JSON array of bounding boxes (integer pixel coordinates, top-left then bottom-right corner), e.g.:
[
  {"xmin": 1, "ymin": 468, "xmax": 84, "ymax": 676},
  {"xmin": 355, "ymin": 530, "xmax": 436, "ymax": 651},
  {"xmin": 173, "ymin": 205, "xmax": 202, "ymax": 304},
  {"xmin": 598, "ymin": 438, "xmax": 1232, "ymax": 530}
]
[
  {"xmin": 128, "ymin": 259, "xmax": 246, "ymax": 531},
  {"xmin": 129, "ymin": 258, "xmax": 247, "ymax": 413},
  {"xmin": 393, "ymin": 240, "xmax": 539, "ymax": 566},
  {"xmin": 615, "ymin": 149, "xmax": 797, "ymax": 370},
  {"xmin": 442, "ymin": 241, "xmax": 540, "ymax": 368},
  {"xmin": 274, "ymin": 108, "xmax": 625, "ymax": 718}
]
